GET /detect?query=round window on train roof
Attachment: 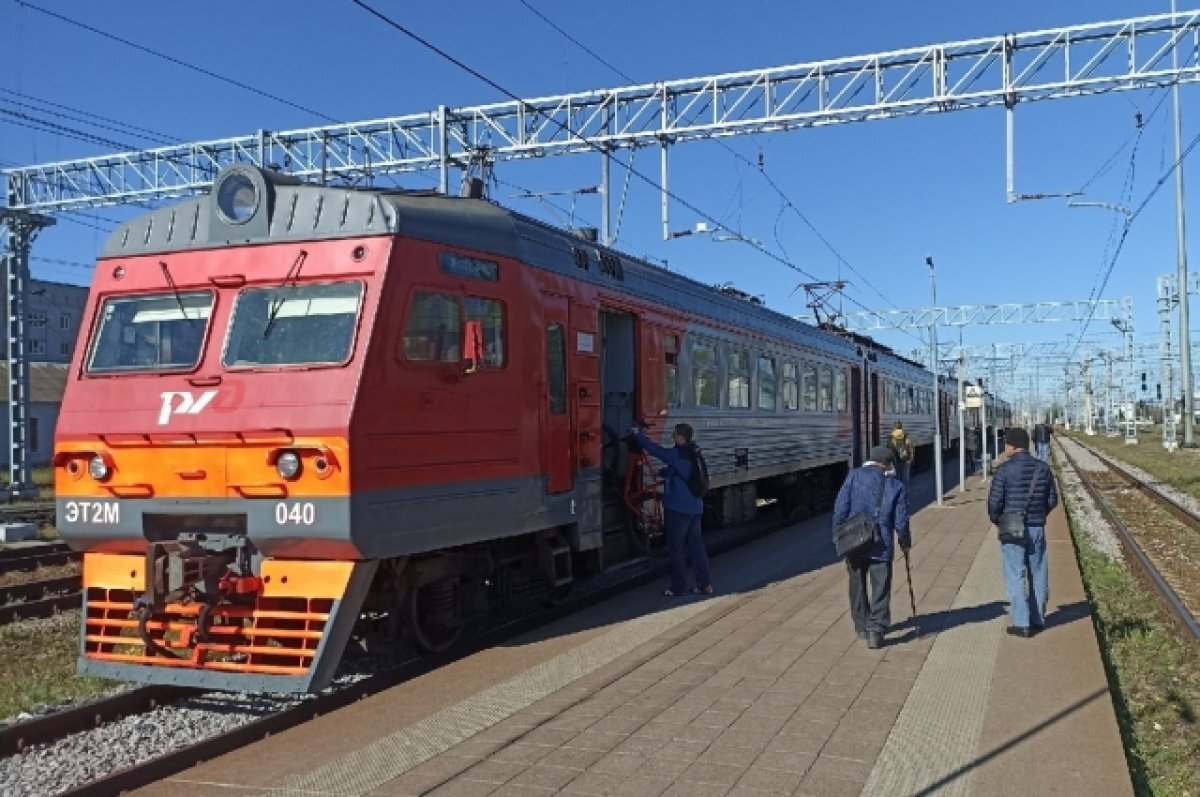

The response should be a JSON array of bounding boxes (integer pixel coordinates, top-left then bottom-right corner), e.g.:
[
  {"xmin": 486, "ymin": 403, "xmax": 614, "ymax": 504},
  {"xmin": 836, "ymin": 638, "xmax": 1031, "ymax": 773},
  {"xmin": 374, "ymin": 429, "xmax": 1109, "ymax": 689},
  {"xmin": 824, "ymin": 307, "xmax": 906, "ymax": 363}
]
[{"xmin": 215, "ymin": 171, "xmax": 260, "ymax": 225}]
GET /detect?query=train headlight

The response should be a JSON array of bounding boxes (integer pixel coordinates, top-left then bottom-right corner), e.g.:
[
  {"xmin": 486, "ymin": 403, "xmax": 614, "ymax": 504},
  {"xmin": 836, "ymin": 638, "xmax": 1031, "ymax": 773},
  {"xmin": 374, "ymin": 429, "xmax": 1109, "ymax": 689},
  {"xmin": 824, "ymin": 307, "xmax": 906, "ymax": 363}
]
[
  {"xmin": 88, "ymin": 455, "xmax": 110, "ymax": 481},
  {"xmin": 275, "ymin": 451, "xmax": 301, "ymax": 480},
  {"xmin": 215, "ymin": 170, "xmax": 260, "ymax": 225}
]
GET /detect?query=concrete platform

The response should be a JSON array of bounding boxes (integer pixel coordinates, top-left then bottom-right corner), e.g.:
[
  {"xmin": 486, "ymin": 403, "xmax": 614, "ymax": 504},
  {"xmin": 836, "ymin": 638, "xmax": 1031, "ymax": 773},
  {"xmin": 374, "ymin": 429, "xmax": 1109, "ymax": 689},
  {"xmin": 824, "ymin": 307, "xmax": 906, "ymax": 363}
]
[{"xmin": 135, "ymin": 469, "xmax": 1131, "ymax": 796}]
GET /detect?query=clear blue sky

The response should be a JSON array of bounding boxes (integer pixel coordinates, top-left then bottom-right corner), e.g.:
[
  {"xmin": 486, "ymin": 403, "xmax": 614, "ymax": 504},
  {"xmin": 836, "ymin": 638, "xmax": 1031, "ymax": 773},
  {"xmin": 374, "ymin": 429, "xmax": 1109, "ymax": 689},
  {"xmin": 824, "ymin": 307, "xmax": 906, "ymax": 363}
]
[{"xmin": 1, "ymin": 0, "xmax": 1193, "ymax": 401}]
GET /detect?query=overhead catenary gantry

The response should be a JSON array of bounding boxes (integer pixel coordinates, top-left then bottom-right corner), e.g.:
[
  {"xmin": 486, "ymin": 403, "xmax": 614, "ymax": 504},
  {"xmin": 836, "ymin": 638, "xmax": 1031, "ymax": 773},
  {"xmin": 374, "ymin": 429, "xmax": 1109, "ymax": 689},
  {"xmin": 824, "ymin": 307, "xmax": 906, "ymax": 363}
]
[
  {"xmin": 3, "ymin": 10, "xmax": 1200, "ymax": 497},
  {"xmin": 841, "ymin": 297, "xmax": 1133, "ymax": 332},
  {"xmin": 6, "ymin": 9, "xmax": 1200, "ymax": 222}
]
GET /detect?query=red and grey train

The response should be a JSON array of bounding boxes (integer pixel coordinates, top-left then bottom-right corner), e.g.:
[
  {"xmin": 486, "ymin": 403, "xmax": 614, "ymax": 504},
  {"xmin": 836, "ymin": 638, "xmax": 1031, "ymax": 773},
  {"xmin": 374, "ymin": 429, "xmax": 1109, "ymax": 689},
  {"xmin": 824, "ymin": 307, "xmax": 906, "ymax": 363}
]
[{"xmin": 53, "ymin": 165, "xmax": 1008, "ymax": 692}]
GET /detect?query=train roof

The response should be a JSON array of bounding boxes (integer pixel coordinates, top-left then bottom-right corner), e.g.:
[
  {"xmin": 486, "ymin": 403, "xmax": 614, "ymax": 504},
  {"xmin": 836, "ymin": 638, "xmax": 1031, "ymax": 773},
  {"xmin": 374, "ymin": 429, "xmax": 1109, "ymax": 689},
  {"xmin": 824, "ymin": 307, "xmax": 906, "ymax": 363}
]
[{"xmin": 100, "ymin": 166, "xmax": 921, "ymax": 371}]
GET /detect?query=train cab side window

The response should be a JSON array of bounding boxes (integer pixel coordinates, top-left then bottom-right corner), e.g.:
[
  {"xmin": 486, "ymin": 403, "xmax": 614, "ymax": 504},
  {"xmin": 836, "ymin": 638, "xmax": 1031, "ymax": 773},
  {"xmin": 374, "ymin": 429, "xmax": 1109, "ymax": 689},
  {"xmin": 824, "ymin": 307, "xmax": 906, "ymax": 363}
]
[
  {"xmin": 819, "ymin": 366, "xmax": 833, "ymax": 412},
  {"xmin": 802, "ymin": 363, "xmax": 818, "ymax": 411},
  {"xmin": 665, "ymin": 335, "xmax": 680, "ymax": 408},
  {"xmin": 404, "ymin": 292, "xmax": 461, "ymax": 361},
  {"xmin": 757, "ymin": 356, "xmax": 777, "ymax": 410},
  {"xmin": 907, "ymin": 386, "xmax": 916, "ymax": 414},
  {"xmin": 692, "ymin": 343, "xmax": 718, "ymax": 408},
  {"xmin": 834, "ymin": 369, "xmax": 847, "ymax": 412},
  {"xmin": 547, "ymin": 323, "xmax": 566, "ymax": 415},
  {"xmin": 728, "ymin": 350, "xmax": 750, "ymax": 409},
  {"xmin": 465, "ymin": 297, "xmax": 506, "ymax": 367},
  {"xmin": 439, "ymin": 252, "xmax": 499, "ymax": 281},
  {"xmin": 782, "ymin": 361, "xmax": 798, "ymax": 410}
]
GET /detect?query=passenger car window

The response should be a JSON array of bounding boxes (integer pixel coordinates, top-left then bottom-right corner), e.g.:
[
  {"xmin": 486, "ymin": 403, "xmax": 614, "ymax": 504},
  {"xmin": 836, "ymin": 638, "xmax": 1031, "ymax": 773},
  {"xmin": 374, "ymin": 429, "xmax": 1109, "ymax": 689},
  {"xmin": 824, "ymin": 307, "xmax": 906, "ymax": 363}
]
[
  {"xmin": 87, "ymin": 291, "xmax": 214, "ymax": 374},
  {"xmin": 692, "ymin": 343, "xmax": 718, "ymax": 408},
  {"xmin": 782, "ymin": 361, "xmax": 798, "ymax": 411},
  {"xmin": 757, "ymin": 356, "xmax": 777, "ymax": 410},
  {"xmin": 728, "ymin": 350, "xmax": 750, "ymax": 409},
  {"xmin": 802, "ymin": 363, "xmax": 818, "ymax": 411},
  {"xmin": 224, "ymin": 282, "xmax": 362, "ymax": 368}
]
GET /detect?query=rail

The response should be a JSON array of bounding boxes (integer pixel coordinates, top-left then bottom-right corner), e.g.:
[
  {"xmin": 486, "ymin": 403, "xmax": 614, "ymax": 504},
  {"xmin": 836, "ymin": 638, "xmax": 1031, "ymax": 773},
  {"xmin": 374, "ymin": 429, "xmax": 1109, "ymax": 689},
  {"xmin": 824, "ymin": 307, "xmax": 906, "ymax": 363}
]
[{"xmin": 1056, "ymin": 439, "xmax": 1200, "ymax": 643}]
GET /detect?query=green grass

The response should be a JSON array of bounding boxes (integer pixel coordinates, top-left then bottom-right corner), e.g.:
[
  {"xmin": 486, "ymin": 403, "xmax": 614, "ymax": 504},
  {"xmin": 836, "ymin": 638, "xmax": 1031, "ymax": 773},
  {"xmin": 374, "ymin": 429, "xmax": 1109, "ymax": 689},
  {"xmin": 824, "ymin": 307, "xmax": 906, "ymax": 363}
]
[
  {"xmin": 1064, "ymin": 491, "xmax": 1200, "ymax": 796},
  {"xmin": 0, "ymin": 614, "xmax": 116, "ymax": 720}
]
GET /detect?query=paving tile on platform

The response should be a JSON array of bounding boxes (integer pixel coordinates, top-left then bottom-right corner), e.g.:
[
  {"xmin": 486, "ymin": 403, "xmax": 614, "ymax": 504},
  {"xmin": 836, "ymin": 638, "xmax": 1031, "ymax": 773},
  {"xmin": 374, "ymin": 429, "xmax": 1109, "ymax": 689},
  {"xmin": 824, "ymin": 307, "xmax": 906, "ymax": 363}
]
[
  {"xmin": 610, "ymin": 774, "xmax": 674, "ymax": 796},
  {"xmin": 735, "ymin": 763, "xmax": 810, "ymax": 793},
  {"xmin": 489, "ymin": 742, "xmax": 556, "ymax": 766},
  {"xmin": 425, "ymin": 778, "xmax": 496, "ymax": 797},
  {"xmin": 753, "ymin": 749, "xmax": 818, "ymax": 774},
  {"xmin": 506, "ymin": 763, "xmax": 580, "ymax": 791},
  {"xmin": 679, "ymin": 760, "xmax": 746, "ymax": 786},
  {"xmin": 588, "ymin": 751, "xmax": 647, "ymax": 776}
]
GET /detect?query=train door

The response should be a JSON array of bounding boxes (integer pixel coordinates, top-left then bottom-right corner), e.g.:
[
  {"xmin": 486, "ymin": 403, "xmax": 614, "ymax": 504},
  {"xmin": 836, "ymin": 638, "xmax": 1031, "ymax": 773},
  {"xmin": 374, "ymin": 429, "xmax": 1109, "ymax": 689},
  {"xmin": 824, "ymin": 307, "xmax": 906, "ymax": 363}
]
[
  {"xmin": 598, "ymin": 309, "xmax": 637, "ymax": 534},
  {"xmin": 850, "ymin": 365, "xmax": 863, "ymax": 465},
  {"xmin": 542, "ymin": 294, "xmax": 573, "ymax": 493},
  {"xmin": 870, "ymin": 370, "xmax": 881, "ymax": 448}
]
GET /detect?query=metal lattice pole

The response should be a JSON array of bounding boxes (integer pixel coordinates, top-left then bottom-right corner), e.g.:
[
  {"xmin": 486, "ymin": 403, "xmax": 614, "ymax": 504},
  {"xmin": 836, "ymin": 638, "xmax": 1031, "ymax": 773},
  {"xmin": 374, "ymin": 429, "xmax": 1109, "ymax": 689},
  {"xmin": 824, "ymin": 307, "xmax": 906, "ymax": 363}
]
[{"xmin": 0, "ymin": 209, "xmax": 54, "ymax": 501}]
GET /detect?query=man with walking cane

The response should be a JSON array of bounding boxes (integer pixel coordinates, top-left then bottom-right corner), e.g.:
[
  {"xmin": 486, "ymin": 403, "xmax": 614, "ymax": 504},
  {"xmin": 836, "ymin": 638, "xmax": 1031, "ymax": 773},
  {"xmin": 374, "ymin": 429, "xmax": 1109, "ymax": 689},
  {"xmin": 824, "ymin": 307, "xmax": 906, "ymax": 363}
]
[{"xmin": 831, "ymin": 445, "xmax": 912, "ymax": 649}]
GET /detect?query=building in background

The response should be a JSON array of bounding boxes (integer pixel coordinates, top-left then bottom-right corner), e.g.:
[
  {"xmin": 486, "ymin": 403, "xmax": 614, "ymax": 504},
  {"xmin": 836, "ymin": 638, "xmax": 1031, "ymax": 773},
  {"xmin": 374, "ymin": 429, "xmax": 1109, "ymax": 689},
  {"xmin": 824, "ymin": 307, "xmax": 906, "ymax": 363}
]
[
  {"xmin": 0, "ymin": 362, "xmax": 69, "ymax": 467},
  {"xmin": 18, "ymin": 279, "xmax": 89, "ymax": 363}
]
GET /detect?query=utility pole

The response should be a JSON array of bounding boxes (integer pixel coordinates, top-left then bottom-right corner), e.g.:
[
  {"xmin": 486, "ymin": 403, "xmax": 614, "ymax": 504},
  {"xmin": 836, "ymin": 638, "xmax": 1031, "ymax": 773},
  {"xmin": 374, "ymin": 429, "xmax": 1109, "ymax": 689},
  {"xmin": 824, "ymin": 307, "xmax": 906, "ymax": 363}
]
[
  {"xmin": 0, "ymin": 209, "xmax": 54, "ymax": 500},
  {"xmin": 927, "ymin": 257, "xmax": 943, "ymax": 507},
  {"xmin": 957, "ymin": 353, "xmax": 966, "ymax": 490},
  {"xmin": 1173, "ymin": 0, "xmax": 1195, "ymax": 446}
]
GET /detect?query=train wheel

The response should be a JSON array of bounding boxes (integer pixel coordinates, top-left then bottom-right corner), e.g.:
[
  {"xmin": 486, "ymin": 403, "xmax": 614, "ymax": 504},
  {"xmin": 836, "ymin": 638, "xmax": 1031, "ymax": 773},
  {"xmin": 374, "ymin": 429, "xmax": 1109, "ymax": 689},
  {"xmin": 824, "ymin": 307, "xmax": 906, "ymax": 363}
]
[{"xmin": 407, "ymin": 578, "xmax": 463, "ymax": 653}]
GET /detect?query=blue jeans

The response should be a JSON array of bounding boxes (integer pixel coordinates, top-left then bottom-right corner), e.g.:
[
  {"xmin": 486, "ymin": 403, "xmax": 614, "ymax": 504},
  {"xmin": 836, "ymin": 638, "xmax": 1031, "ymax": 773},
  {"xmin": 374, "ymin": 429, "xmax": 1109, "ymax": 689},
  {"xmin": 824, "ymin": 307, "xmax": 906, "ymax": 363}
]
[
  {"xmin": 1036, "ymin": 441, "xmax": 1050, "ymax": 460},
  {"xmin": 1001, "ymin": 525, "xmax": 1048, "ymax": 628},
  {"xmin": 665, "ymin": 510, "xmax": 711, "ymax": 593},
  {"xmin": 893, "ymin": 460, "xmax": 910, "ymax": 491}
]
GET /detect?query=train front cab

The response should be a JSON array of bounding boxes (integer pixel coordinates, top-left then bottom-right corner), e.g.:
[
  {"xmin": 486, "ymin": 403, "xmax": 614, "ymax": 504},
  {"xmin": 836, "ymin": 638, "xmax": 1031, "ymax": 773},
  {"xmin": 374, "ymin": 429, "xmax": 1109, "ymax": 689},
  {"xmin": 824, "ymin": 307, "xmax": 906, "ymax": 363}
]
[{"xmin": 55, "ymin": 167, "xmax": 388, "ymax": 692}]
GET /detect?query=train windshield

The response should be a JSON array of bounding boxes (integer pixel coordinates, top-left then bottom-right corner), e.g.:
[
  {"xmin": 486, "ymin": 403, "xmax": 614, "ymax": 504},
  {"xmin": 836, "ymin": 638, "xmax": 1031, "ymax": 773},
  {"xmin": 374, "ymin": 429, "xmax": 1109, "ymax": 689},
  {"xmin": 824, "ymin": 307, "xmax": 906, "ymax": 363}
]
[
  {"xmin": 87, "ymin": 292, "xmax": 214, "ymax": 373},
  {"xmin": 222, "ymin": 281, "xmax": 363, "ymax": 368}
]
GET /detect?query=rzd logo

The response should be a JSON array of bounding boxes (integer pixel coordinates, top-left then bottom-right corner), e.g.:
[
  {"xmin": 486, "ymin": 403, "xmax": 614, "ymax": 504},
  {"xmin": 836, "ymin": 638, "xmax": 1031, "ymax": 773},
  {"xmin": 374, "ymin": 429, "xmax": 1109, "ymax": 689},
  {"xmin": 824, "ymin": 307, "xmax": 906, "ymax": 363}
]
[{"xmin": 158, "ymin": 390, "xmax": 217, "ymax": 425}]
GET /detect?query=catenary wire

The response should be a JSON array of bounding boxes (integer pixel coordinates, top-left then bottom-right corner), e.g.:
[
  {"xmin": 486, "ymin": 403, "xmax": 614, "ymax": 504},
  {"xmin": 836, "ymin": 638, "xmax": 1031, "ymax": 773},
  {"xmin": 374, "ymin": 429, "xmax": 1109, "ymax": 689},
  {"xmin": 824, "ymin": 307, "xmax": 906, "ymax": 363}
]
[
  {"xmin": 515, "ymin": 0, "xmax": 901, "ymax": 316},
  {"xmin": 352, "ymin": 0, "xmax": 923, "ymax": 344},
  {"xmin": 16, "ymin": 1, "xmax": 341, "ymax": 125}
]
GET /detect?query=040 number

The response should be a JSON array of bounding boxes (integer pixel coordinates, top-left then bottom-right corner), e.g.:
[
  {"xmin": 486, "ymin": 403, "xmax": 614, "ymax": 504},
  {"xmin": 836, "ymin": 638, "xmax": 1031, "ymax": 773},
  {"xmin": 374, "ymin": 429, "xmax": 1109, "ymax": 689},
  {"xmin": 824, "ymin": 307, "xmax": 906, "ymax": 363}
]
[{"xmin": 274, "ymin": 502, "xmax": 316, "ymax": 526}]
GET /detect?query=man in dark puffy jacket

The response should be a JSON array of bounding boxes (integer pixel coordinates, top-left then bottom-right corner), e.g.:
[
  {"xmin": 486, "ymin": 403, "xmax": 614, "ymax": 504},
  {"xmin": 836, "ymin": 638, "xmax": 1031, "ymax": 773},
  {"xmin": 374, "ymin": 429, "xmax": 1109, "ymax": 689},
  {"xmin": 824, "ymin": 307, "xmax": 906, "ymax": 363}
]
[
  {"xmin": 831, "ymin": 445, "xmax": 911, "ymax": 649},
  {"xmin": 987, "ymin": 427, "xmax": 1058, "ymax": 637},
  {"xmin": 1032, "ymin": 423, "xmax": 1053, "ymax": 461},
  {"xmin": 632, "ymin": 423, "xmax": 712, "ymax": 597}
]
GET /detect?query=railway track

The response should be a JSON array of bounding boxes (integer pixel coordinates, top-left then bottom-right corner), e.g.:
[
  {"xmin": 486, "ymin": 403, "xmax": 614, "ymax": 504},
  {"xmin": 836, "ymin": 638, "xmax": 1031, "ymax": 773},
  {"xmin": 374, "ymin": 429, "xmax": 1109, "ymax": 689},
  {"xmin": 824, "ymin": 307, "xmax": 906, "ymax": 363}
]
[
  {"xmin": 1056, "ymin": 437, "xmax": 1200, "ymax": 643},
  {"xmin": 0, "ymin": 542, "xmax": 82, "ymax": 628},
  {"xmin": 5, "ymin": 506, "xmax": 802, "ymax": 797},
  {"xmin": 0, "ymin": 502, "xmax": 57, "ymax": 530}
]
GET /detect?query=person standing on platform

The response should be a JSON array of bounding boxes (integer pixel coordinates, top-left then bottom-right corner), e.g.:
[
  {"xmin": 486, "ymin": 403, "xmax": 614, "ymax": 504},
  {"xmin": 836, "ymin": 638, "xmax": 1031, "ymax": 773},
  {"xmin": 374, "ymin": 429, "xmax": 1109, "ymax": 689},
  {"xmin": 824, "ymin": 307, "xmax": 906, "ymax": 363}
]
[
  {"xmin": 831, "ymin": 445, "xmax": 911, "ymax": 649},
  {"xmin": 631, "ymin": 423, "xmax": 713, "ymax": 597},
  {"xmin": 1032, "ymin": 422, "xmax": 1053, "ymax": 461},
  {"xmin": 987, "ymin": 427, "xmax": 1058, "ymax": 637},
  {"xmin": 888, "ymin": 421, "xmax": 914, "ymax": 490}
]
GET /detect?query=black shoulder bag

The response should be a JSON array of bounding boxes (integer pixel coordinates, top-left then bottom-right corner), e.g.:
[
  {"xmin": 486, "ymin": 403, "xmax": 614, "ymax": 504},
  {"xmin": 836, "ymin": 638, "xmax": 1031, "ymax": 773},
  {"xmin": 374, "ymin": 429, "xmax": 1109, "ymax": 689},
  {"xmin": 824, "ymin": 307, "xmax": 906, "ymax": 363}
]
[
  {"xmin": 834, "ymin": 475, "xmax": 886, "ymax": 559},
  {"xmin": 996, "ymin": 465, "xmax": 1043, "ymax": 545}
]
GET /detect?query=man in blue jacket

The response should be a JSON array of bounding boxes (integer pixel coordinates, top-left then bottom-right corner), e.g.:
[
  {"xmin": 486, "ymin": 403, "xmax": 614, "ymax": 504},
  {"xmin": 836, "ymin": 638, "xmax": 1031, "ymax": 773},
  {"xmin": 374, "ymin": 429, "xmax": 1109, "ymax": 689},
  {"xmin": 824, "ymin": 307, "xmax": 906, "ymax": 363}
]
[
  {"xmin": 831, "ymin": 445, "xmax": 911, "ymax": 649},
  {"xmin": 987, "ymin": 427, "xmax": 1058, "ymax": 637},
  {"xmin": 632, "ymin": 423, "xmax": 712, "ymax": 597}
]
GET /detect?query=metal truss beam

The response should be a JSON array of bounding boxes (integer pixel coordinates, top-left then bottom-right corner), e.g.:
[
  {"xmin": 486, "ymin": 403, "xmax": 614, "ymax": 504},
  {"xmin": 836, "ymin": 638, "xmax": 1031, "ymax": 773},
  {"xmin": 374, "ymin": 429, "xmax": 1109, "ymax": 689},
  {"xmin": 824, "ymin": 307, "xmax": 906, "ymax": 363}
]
[
  {"xmin": 843, "ymin": 297, "xmax": 1132, "ymax": 332},
  {"xmin": 6, "ymin": 11, "xmax": 1200, "ymax": 211}
]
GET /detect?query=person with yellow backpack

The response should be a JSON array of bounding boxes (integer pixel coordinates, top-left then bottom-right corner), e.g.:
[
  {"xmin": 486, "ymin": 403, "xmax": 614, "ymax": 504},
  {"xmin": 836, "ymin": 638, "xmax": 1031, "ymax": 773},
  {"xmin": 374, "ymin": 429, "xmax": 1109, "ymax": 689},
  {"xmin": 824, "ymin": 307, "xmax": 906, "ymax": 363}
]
[{"xmin": 888, "ymin": 421, "xmax": 914, "ymax": 489}]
